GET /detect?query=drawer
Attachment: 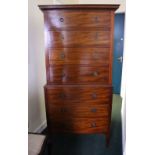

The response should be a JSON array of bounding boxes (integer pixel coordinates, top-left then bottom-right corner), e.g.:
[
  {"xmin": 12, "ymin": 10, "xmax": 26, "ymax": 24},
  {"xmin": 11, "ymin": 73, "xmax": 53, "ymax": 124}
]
[
  {"xmin": 48, "ymin": 117, "xmax": 109, "ymax": 134},
  {"xmin": 47, "ymin": 65, "xmax": 109, "ymax": 84},
  {"xmin": 44, "ymin": 10, "xmax": 111, "ymax": 30},
  {"xmin": 48, "ymin": 48, "xmax": 110, "ymax": 65},
  {"xmin": 45, "ymin": 85, "xmax": 112, "ymax": 104},
  {"xmin": 47, "ymin": 104, "xmax": 109, "ymax": 118},
  {"xmin": 47, "ymin": 31, "xmax": 110, "ymax": 48}
]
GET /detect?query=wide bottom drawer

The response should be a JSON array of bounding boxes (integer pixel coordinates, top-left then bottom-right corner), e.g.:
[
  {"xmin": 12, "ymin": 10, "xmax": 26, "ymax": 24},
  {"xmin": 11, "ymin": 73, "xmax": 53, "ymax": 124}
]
[{"xmin": 48, "ymin": 117, "xmax": 109, "ymax": 134}]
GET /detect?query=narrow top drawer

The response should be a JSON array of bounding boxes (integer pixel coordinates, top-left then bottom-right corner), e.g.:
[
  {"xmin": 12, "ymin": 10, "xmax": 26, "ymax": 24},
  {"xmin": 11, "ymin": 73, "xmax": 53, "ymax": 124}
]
[{"xmin": 44, "ymin": 10, "xmax": 111, "ymax": 30}]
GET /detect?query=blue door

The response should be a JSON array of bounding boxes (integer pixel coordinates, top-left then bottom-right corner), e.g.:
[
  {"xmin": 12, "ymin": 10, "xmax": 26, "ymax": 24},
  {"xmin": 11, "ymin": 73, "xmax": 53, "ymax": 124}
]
[{"xmin": 112, "ymin": 13, "xmax": 125, "ymax": 94}]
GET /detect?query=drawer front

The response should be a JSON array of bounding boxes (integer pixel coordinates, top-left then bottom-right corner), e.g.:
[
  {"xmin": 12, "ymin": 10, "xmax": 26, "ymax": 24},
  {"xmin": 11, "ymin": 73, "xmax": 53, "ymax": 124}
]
[
  {"xmin": 45, "ymin": 85, "xmax": 112, "ymax": 104},
  {"xmin": 44, "ymin": 10, "xmax": 111, "ymax": 29},
  {"xmin": 47, "ymin": 31, "xmax": 110, "ymax": 48},
  {"xmin": 47, "ymin": 104, "xmax": 109, "ymax": 118},
  {"xmin": 48, "ymin": 117, "xmax": 109, "ymax": 133},
  {"xmin": 48, "ymin": 48, "xmax": 110, "ymax": 65},
  {"xmin": 48, "ymin": 65, "xmax": 109, "ymax": 84}
]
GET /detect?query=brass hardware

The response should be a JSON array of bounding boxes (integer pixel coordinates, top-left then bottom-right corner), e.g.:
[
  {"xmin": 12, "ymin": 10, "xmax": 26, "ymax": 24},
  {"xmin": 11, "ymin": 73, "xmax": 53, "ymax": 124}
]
[
  {"xmin": 91, "ymin": 122, "xmax": 96, "ymax": 128},
  {"xmin": 60, "ymin": 17, "xmax": 64, "ymax": 22},
  {"xmin": 60, "ymin": 52, "xmax": 65, "ymax": 59},
  {"xmin": 91, "ymin": 108, "xmax": 97, "ymax": 113},
  {"xmin": 92, "ymin": 71, "xmax": 98, "ymax": 77},
  {"xmin": 92, "ymin": 93, "xmax": 97, "ymax": 99}
]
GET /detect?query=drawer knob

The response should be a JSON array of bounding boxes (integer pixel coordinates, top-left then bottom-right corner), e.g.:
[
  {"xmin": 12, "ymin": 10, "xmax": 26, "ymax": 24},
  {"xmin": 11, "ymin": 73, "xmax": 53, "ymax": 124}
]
[
  {"xmin": 92, "ymin": 71, "xmax": 98, "ymax": 77},
  {"xmin": 60, "ymin": 52, "xmax": 65, "ymax": 59},
  {"xmin": 60, "ymin": 17, "xmax": 64, "ymax": 22},
  {"xmin": 91, "ymin": 122, "xmax": 96, "ymax": 128},
  {"xmin": 92, "ymin": 93, "xmax": 97, "ymax": 99},
  {"xmin": 91, "ymin": 108, "xmax": 97, "ymax": 113},
  {"xmin": 59, "ymin": 93, "xmax": 66, "ymax": 99}
]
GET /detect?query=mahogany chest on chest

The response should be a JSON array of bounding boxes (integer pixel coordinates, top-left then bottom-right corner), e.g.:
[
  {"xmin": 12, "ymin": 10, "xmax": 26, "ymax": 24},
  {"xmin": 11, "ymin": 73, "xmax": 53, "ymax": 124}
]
[{"xmin": 39, "ymin": 4, "xmax": 119, "ymax": 145}]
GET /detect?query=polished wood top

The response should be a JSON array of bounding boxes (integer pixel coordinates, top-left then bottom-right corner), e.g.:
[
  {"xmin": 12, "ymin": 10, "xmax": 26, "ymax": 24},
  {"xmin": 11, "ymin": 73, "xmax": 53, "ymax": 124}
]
[{"xmin": 39, "ymin": 4, "xmax": 119, "ymax": 11}]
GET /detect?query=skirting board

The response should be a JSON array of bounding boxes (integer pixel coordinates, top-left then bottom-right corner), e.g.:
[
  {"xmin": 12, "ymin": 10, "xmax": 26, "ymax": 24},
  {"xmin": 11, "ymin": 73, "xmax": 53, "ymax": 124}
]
[{"xmin": 34, "ymin": 120, "xmax": 47, "ymax": 133}]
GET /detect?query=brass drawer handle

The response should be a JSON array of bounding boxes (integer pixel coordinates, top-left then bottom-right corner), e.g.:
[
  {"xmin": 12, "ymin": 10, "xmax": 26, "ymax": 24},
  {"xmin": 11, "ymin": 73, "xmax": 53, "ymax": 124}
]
[
  {"xmin": 92, "ymin": 93, "xmax": 97, "ymax": 99},
  {"xmin": 91, "ymin": 108, "xmax": 97, "ymax": 113},
  {"xmin": 91, "ymin": 122, "xmax": 96, "ymax": 128},
  {"xmin": 60, "ymin": 52, "xmax": 65, "ymax": 59},
  {"xmin": 92, "ymin": 71, "xmax": 98, "ymax": 77},
  {"xmin": 60, "ymin": 17, "xmax": 64, "ymax": 22},
  {"xmin": 59, "ymin": 93, "xmax": 66, "ymax": 99}
]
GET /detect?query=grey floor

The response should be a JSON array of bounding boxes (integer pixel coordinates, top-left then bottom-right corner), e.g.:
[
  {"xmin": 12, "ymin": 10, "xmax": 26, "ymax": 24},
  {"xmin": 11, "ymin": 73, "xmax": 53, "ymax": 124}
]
[{"xmin": 47, "ymin": 94, "xmax": 122, "ymax": 155}]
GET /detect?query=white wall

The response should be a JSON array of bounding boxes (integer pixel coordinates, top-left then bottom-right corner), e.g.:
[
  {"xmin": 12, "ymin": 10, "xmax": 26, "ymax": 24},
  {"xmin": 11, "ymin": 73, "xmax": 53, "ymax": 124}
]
[
  {"xmin": 28, "ymin": 0, "xmax": 53, "ymax": 132},
  {"xmin": 120, "ymin": 10, "xmax": 126, "ymax": 154},
  {"xmin": 53, "ymin": 0, "xmax": 125, "ymax": 12}
]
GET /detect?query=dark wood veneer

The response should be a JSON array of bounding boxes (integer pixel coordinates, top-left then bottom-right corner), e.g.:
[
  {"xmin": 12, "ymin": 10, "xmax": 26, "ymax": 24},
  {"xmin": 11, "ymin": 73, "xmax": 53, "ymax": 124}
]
[
  {"xmin": 48, "ymin": 104, "xmax": 109, "ymax": 118},
  {"xmin": 44, "ymin": 10, "xmax": 111, "ymax": 30},
  {"xmin": 47, "ymin": 30, "xmax": 110, "ymax": 48},
  {"xmin": 48, "ymin": 117, "xmax": 109, "ymax": 134},
  {"xmin": 48, "ymin": 48, "xmax": 110, "ymax": 65},
  {"xmin": 45, "ymin": 85, "xmax": 112, "ymax": 103},
  {"xmin": 39, "ymin": 4, "xmax": 119, "ymax": 146},
  {"xmin": 39, "ymin": 4, "xmax": 119, "ymax": 10},
  {"xmin": 47, "ymin": 65, "xmax": 110, "ymax": 84}
]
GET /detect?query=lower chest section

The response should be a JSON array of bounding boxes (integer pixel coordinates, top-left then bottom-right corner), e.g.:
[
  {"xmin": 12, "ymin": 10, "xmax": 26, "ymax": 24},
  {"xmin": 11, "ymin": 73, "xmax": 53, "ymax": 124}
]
[{"xmin": 45, "ymin": 85, "xmax": 112, "ymax": 134}]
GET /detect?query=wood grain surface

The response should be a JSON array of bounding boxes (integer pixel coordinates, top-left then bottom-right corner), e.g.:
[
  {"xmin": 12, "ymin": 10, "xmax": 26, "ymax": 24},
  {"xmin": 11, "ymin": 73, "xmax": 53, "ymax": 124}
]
[
  {"xmin": 44, "ymin": 10, "xmax": 111, "ymax": 30},
  {"xmin": 47, "ymin": 65, "xmax": 110, "ymax": 84},
  {"xmin": 48, "ymin": 47, "xmax": 110, "ymax": 65},
  {"xmin": 40, "ymin": 4, "xmax": 119, "ymax": 146},
  {"xmin": 45, "ymin": 85, "xmax": 112, "ymax": 103},
  {"xmin": 48, "ymin": 117, "xmax": 109, "ymax": 134},
  {"xmin": 47, "ymin": 30, "xmax": 110, "ymax": 48}
]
